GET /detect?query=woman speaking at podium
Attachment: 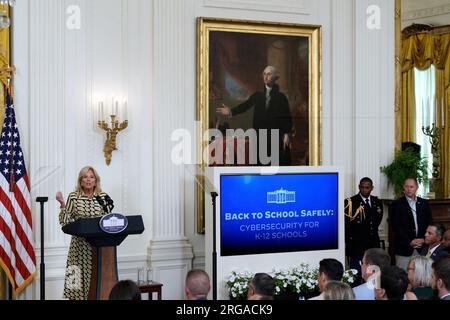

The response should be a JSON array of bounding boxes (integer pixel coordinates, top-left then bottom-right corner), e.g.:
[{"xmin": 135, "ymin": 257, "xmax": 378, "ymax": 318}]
[{"xmin": 56, "ymin": 166, "xmax": 112, "ymax": 300}]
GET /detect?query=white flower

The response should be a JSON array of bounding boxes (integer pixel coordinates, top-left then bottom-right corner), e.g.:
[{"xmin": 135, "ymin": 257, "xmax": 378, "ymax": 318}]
[{"xmin": 227, "ymin": 265, "xmax": 355, "ymax": 299}]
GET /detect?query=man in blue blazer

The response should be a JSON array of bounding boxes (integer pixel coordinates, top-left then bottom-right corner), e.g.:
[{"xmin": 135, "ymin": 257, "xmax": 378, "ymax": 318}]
[{"xmin": 390, "ymin": 177, "xmax": 432, "ymax": 271}]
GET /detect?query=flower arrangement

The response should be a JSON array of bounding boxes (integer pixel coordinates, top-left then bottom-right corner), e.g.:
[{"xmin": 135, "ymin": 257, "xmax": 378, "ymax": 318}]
[
  {"xmin": 270, "ymin": 263, "xmax": 319, "ymax": 297},
  {"xmin": 225, "ymin": 264, "xmax": 358, "ymax": 300},
  {"xmin": 225, "ymin": 270, "xmax": 253, "ymax": 300},
  {"xmin": 342, "ymin": 268, "xmax": 358, "ymax": 286}
]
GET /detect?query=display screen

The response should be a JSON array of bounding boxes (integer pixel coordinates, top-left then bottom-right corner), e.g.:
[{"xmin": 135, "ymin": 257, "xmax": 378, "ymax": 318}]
[{"xmin": 220, "ymin": 173, "xmax": 339, "ymax": 256}]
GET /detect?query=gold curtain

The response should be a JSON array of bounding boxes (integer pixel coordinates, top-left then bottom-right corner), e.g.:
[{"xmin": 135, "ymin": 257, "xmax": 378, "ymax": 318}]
[
  {"xmin": 401, "ymin": 32, "xmax": 450, "ymax": 197},
  {"xmin": 0, "ymin": 6, "xmax": 10, "ymax": 300},
  {"xmin": 401, "ymin": 69, "xmax": 416, "ymax": 141}
]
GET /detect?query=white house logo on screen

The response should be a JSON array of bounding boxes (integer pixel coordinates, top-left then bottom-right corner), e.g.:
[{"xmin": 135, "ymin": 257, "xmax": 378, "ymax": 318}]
[
  {"xmin": 267, "ymin": 188, "xmax": 296, "ymax": 204},
  {"xmin": 99, "ymin": 213, "xmax": 128, "ymax": 234}
]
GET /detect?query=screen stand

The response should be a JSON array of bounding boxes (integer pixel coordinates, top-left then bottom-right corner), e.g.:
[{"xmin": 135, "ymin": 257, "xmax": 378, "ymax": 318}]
[{"xmin": 210, "ymin": 191, "xmax": 218, "ymax": 300}]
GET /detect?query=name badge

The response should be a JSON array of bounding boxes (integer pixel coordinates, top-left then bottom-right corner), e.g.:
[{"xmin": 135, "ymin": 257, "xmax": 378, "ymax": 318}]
[{"xmin": 99, "ymin": 213, "xmax": 128, "ymax": 234}]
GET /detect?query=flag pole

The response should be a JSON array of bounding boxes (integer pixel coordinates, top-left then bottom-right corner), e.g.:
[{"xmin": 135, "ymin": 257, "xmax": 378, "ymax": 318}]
[
  {"xmin": 210, "ymin": 192, "xmax": 218, "ymax": 300},
  {"xmin": 36, "ymin": 197, "xmax": 48, "ymax": 300},
  {"xmin": 7, "ymin": 281, "xmax": 12, "ymax": 300}
]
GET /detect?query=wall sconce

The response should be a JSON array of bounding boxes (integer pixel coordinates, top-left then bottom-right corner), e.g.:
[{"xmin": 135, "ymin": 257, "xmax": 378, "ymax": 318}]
[{"xmin": 97, "ymin": 98, "xmax": 128, "ymax": 165}]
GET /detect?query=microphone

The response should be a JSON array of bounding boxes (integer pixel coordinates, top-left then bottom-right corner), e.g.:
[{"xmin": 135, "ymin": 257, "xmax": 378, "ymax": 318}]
[
  {"xmin": 104, "ymin": 194, "xmax": 114, "ymax": 212},
  {"xmin": 95, "ymin": 195, "xmax": 109, "ymax": 213}
]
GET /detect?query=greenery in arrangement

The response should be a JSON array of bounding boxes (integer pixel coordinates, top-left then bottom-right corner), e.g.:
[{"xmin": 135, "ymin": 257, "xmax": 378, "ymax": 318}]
[
  {"xmin": 271, "ymin": 264, "xmax": 319, "ymax": 297},
  {"xmin": 226, "ymin": 270, "xmax": 254, "ymax": 300},
  {"xmin": 225, "ymin": 264, "xmax": 358, "ymax": 300},
  {"xmin": 380, "ymin": 147, "xmax": 429, "ymax": 197}
]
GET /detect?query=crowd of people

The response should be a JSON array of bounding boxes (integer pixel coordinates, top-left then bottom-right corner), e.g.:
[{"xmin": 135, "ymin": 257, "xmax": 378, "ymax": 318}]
[
  {"xmin": 58, "ymin": 166, "xmax": 450, "ymax": 300},
  {"xmin": 106, "ymin": 254, "xmax": 450, "ymax": 300}
]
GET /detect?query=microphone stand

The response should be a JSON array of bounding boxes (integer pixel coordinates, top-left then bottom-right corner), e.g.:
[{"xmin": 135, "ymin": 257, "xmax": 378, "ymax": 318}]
[
  {"xmin": 210, "ymin": 192, "xmax": 218, "ymax": 300},
  {"xmin": 36, "ymin": 197, "xmax": 48, "ymax": 300}
]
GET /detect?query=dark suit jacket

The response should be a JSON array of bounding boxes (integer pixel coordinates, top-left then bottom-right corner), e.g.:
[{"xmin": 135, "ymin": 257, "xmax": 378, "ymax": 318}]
[
  {"xmin": 390, "ymin": 196, "xmax": 432, "ymax": 256},
  {"xmin": 345, "ymin": 194, "xmax": 383, "ymax": 257},
  {"xmin": 231, "ymin": 84, "xmax": 292, "ymax": 133},
  {"xmin": 420, "ymin": 244, "xmax": 449, "ymax": 262},
  {"xmin": 231, "ymin": 84, "xmax": 292, "ymax": 165}
]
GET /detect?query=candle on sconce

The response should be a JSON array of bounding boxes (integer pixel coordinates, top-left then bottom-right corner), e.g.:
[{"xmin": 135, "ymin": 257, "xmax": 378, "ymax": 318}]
[
  {"xmin": 115, "ymin": 100, "xmax": 119, "ymax": 118},
  {"xmin": 123, "ymin": 100, "xmax": 128, "ymax": 120},
  {"xmin": 99, "ymin": 101, "xmax": 104, "ymax": 122},
  {"xmin": 434, "ymin": 95, "xmax": 438, "ymax": 126},
  {"xmin": 421, "ymin": 98, "xmax": 425, "ymax": 127},
  {"xmin": 97, "ymin": 101, "xmax": 101, "ymax": 122},
  {"xmin": 111, "ymin": 97, "xmax": 115, "ymax": 116}
]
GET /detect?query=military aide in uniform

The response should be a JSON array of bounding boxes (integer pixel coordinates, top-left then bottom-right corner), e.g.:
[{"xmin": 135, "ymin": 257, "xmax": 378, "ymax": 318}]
[{"xmin": 345, "ymin": 177, "xmax": 384, "ymax": 281}]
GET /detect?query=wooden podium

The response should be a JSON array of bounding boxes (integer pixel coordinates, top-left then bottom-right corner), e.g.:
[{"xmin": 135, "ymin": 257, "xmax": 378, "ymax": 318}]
[{"xmin": 62, "ymin": 215, "xmax": 144, "ymax": 300}]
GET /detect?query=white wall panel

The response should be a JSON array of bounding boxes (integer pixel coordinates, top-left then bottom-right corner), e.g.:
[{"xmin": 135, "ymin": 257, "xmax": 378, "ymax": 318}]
[
  {"xmin": 11, "ymin": 0, "xmax": 396, "ymax": 300},
  {"xmin": 354, "ymin": 0, "xmax": 395, "ymax": 197}
]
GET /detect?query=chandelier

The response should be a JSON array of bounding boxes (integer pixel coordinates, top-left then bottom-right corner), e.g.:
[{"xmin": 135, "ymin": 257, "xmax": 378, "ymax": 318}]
[{"xmin": 0, "ymin": 0, "xmax": 15, "ymax": 29}]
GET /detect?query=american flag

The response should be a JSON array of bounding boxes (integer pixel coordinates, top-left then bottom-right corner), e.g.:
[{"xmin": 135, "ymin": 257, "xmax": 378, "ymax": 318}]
[{"xmin": 0, "ymin": 91, "xmax": 36, "ymax": 295}]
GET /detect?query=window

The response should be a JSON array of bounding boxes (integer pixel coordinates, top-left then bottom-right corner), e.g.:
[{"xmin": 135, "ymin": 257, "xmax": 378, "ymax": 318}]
[{"xmin": 414, "ymin": 65, "xmax": 436, "ymax": 196}]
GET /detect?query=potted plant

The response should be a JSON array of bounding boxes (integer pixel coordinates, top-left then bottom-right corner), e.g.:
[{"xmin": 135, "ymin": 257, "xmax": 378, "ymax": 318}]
[{"xmin": 380, "ymin": 147, "xmax": 429, "ymax": 197}]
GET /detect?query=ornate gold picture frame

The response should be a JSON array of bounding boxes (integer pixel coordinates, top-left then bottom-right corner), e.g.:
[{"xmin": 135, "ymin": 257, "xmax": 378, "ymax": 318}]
[{"xmin": 196, "ymin": 17, "xmax": 322, "ymax": 233}]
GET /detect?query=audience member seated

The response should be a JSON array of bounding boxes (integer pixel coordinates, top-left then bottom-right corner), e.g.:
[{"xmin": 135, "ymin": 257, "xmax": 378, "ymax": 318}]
[
  {"xmin": 108, "ymin": 280, "xmax": 142, "ymax": 300},
  {"xmin": 420, "ymin": 223, "xmax": 448, "ymax": 262},
  {"xmin": 247, "ymin": 273, "xmax": 275, "ymax": 300},
  {"xmin": 406, "ymin": 256, "xmax": 433, "ymax": 300},
  {"xmin": 441, "ymin": 229, "xmax": 450, "ymax": 254},
  {"xmin": 353, "ymin": 248, "xmax": 391, "ymax": 300},
  {"xmin": 323, "ymin": 281, "xmax": 355, "ymax": 300},
  {"xmin": 184, "ymin": 269, "xmax": 211, "ymax": 300},
  {"xmin": 309, "ymin": 258, "xmax": 344, "ymax": 300},
  {"xmin": 375, "ymin": 265, "xmax": 416, "ymax": 300},
  {"xmin": 431, "ymin": 257, "xmax": 450, "ymax": 300}
]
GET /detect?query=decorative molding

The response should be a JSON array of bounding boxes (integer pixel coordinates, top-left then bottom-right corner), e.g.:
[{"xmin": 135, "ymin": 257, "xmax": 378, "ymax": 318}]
[
  {"xmin": 29, "ymin": 0, "xmax": 68, "ymax": 246},
  {"xmin": 152, "ymin": 0, "xmax": 189, "ymax": 239},
  {"xmin": 148, "ymin": 239, "xmax": 194, "ymax": 299},
  {"xmin": 203, "ymin": 0, "xmax": 311, "ymax": 15},
  {"xmin": 120, "ymin": 0, "xmax": 130, "ymax": 214},
  {"xmin": 328, "ymin": 0, "xmax": 355, "ymax": 189},
  {"xmin": 148, "ymin": 239, "xmax": 194, "ymax": 262},
  {"xmin": 30, "ymin": 247, "xmax": 148, "ymax": 298},
  {"xmin": 403, "ymin": 4, "xmax": 450, "ymax": 21},
  {"xmin": 193, "ymin": 250, "xmax": 205, "ymax": 269}
]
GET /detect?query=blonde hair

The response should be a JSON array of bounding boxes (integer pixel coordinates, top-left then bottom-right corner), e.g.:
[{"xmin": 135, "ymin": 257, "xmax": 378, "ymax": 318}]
[
  {"xmin": 323, "ymin": 281, "xmax": 355, "ymax": 300},
  {"xmin": 76, "ymin": 166, "xmax": 102, "ymax": 194},
  {"xmin": 408, "ymin": 256, "xmax": 432, "ymax": 288}
]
